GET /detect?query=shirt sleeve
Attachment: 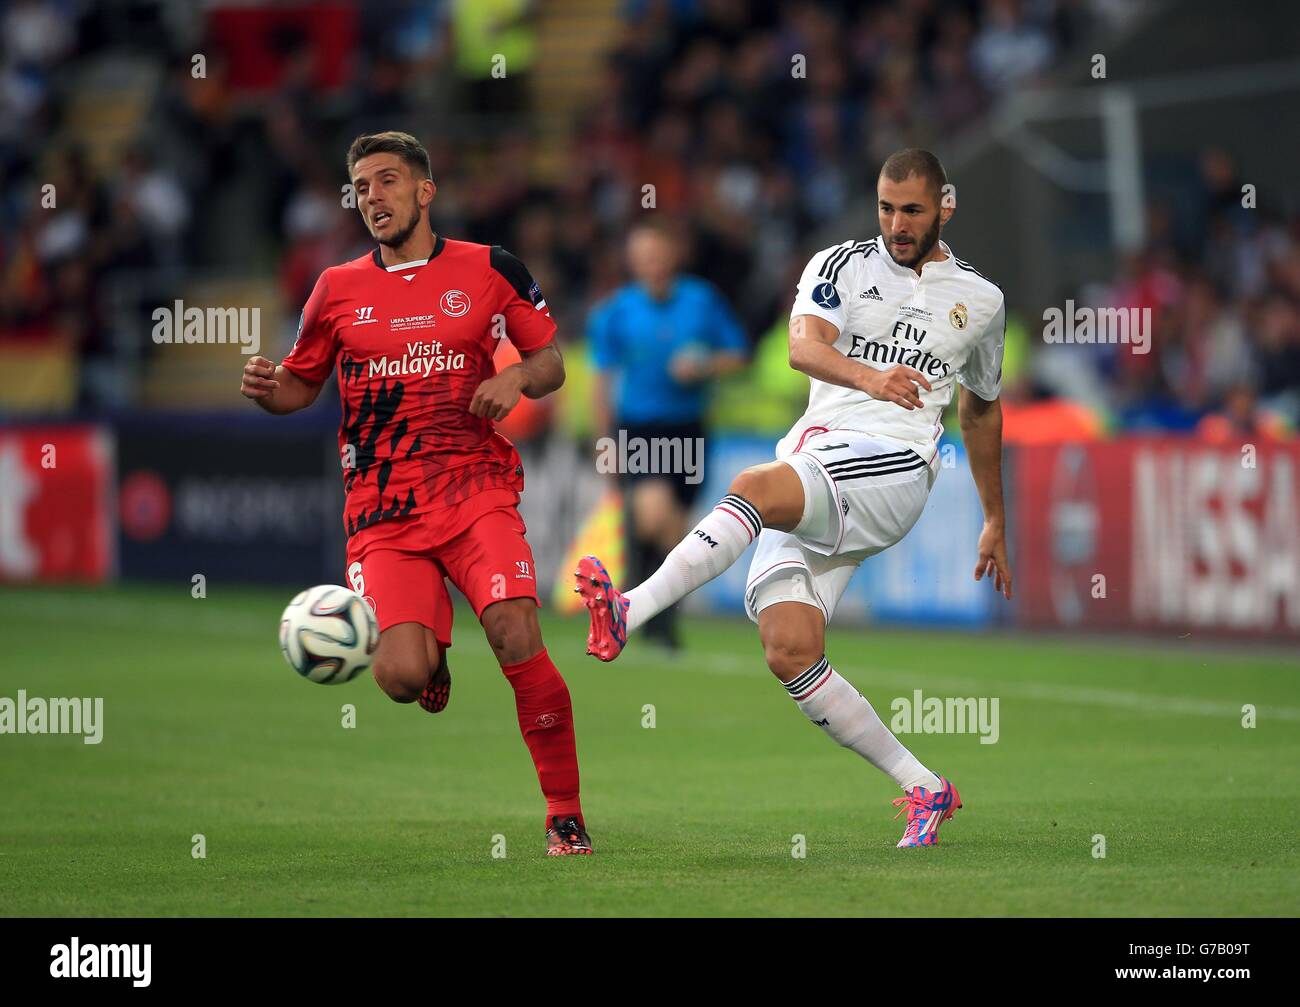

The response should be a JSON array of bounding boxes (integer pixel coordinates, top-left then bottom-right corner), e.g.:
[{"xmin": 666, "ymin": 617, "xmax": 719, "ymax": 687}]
[
  {"xmin": 790, "ymin": 243, "xmax": 853, "ymax": 332},
  {"xmin": 956, "ymin": 297, "xmax": 1006, "ymax": 401},
  {"xmin": 707, "ymin": 284, "xmax": 748, "ymax": 354},
  {"xmin": 586, "ymin": 297, "xmax": 620, "ymax": 370},
  {"xmin": 280, "ymin": 270, "xmax": 337, "ymax": 384},
  {"xmin": 489, "ymin": 245, "xmax": 557, "ymax": 354}
]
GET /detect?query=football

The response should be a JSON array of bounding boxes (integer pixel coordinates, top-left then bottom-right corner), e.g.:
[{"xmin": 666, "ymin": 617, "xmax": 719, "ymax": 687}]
[{"xmin": 278, "ymin": 585, "xmax": 380, "ymax": 685}]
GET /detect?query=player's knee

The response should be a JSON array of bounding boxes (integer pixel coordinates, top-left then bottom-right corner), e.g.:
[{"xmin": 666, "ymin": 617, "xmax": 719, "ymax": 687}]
[
  {"xmin": 482, "ymin": 601, "xmax": 540, "ymax": 666},
  {"xmin": 761, "ymin": 627, "xmax": 822, "ymax": 683},
  {"xmin": 372, "ymin": 654, "xmax": 425, "ymax": 702},
  {"xmin": 728, "ymin": 467, "xmax": 768, "ymax": 509},
  {"xmin": 729, "ymin": 465, "xmax": 799, "ymax": 527}
]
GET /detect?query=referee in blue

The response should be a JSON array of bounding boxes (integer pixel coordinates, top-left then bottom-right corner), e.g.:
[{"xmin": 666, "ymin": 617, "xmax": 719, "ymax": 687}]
[{"xmin": 588, "ymin": 219, "xmax": 748, "ymax": 650}]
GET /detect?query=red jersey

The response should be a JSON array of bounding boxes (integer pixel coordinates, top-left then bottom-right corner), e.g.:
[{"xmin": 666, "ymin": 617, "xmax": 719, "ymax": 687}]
[{"xmin": 281, "ymin": 235, "xmax": 556, "ymax": 542}]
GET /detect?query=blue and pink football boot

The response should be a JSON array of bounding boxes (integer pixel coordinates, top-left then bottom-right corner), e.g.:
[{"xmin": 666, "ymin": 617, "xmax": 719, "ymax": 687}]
[
  {"xmin": 892, "ymin": 776, "xmax": 962, "ymax": 847},
  {"xmin": 574, "ymin": 555, "xmax": 629, "ymax": 662}
]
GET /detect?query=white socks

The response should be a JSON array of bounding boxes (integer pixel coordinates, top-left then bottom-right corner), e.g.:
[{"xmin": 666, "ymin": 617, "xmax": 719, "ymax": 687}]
[
  {"xmin": 784, "ymin": 657, "xmax": 942, "ymax": 793},
  {"xmin": 624, "ymin": 493, "xmax": 762, "ymax": 634},
  {"xmin": 621, "ymin": 495, "xmax": 940, "ymax": 796}
]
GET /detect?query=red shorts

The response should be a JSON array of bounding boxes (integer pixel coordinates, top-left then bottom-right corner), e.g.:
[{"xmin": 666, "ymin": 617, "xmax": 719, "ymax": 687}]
[{"xmin": 345, "ymin": 496, "xmax": 539, "ymax": 647}]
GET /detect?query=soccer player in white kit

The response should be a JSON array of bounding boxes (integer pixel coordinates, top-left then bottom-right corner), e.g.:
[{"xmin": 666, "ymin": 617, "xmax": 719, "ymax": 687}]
[{"xmin": 576, "ymin": 148, "xmax": 1013, "ymax": 848}]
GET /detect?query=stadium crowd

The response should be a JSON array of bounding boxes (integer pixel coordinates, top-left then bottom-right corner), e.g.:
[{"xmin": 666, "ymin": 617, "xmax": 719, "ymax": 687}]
[{"xmin": 0, "ymin": 0, "xmax": 1294, "ymax": 441}]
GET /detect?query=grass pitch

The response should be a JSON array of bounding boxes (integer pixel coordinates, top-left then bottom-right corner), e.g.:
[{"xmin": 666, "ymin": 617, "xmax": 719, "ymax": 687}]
[{"xmin": 1, "ymin": 584, "xmax": 1297, "ymax": 917}]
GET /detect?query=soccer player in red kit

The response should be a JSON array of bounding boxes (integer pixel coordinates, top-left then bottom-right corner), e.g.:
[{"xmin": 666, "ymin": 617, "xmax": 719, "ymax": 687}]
[{"xmin": 240, "ymin": 131, "xmax": 592, "ymax": 855}]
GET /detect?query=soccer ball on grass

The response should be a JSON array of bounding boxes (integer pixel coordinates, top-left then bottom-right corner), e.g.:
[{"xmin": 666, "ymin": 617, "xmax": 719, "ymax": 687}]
[{"xmin": 279, "ymin": 585, "xmax": 379, "ymax": 684}]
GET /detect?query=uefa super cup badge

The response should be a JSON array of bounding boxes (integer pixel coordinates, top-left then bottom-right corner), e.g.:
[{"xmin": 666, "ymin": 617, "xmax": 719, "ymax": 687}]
[{"xmin": 949, "ymin": 303, "xmax": 968, "ymax": 329}]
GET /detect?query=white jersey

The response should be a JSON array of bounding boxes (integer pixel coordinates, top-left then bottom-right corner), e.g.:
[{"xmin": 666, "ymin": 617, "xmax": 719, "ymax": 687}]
[{"xmin": 781, "ymin": 235, "xmax": 1005, "ymax": 463}]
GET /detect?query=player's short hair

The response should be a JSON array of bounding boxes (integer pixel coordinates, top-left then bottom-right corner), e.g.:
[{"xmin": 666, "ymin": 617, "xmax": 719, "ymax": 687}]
[
  {"xmin": 879, "ymin": 148, "xmax": 947, "ymax": 202},
  {"xmin": 346, "ymin": 131, "xmax": 432, "ymax": 181}
]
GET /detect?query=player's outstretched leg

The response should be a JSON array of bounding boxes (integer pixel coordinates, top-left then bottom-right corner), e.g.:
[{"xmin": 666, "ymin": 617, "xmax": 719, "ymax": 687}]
[
  {"xmin": 482, "ymin": 598, "xmax": 591, "ymax": 855},
  {"xmin": 576, "ymin": 461, "xmax": 804, "ymax": 661},
  {"xmin": 758, "ymin": 599, "xmax": 961, "ymax": 848}
]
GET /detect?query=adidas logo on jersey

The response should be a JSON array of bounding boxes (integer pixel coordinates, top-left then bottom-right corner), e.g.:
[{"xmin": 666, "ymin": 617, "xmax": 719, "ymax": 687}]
[{"xmin": 859, "ymin": 286, "xmax": 883, "ymax": 300}]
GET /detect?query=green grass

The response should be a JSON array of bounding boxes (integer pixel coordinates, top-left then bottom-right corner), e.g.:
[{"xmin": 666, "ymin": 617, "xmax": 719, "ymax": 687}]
[{"xmin": 1, "ymin": 584, "xmax": 1297, "ymax": 917}]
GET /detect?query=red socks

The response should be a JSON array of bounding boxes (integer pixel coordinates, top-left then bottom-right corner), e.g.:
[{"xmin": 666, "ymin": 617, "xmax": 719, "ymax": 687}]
[{"xmin": 500, "ymin": 649, "xmax": 582, "ymax": 822}]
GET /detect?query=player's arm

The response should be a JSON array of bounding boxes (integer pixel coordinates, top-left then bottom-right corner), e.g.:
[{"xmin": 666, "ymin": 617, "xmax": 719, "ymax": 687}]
[
  {"xmin": 789, "ymin": 314, "xmax": 931, "ymax": 409},
  {"xmin": 472, "ymin": 246, "xmax": 564, "ymax": 420},
  {"xmin": 240, "ymin": 357, "xmax": 324, "ymax": 414},
  {"xmin": 471, "ymin": 342, "xmax": 566, "ymax": 420},
  {"xmin": 957, "ymin": 295, "xmax": 1012, "ymax": 599},
  {"xmin": 245, "ymin": 272, "xmax": 335, "ymax": 414},
  {"xmin": 516, "ymin": 341, "xmax": 566, "ymax": 398}
]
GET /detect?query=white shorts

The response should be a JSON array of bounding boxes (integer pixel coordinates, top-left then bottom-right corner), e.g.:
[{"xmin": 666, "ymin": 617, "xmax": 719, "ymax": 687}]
[{"xmin": 744, "ymin": 430, "xmax": 936, "ymax": 624}]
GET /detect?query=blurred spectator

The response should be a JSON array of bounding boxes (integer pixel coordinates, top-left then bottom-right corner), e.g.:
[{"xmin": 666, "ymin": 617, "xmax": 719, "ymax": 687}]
[
  {"xmin": 970, "ymin": 0, "xmax": 1055, "ymax": 93},
  {"xmin": 452, "ymin": 0, "xmax": 536, "ymax": 121},
  {"xmin": 0, "ymin": 0, "xmax": 1293, "ymax": 444},
  {"xmin": 1196, "ymin": 382, "xmax": 1292, "ymax": 442},
  {"xmin": 3, "ymin": 0, "xmax": 74, "ymax": 69},
  {"xmin": 117, "ymin": 145, "xmax": 190, "ymax": 267}
]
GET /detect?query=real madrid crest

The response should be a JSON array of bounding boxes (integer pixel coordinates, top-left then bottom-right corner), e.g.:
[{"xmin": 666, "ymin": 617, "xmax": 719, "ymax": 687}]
[{"xmin": 949, "ymin": 302, "xmax": 968, "ymax": 329}]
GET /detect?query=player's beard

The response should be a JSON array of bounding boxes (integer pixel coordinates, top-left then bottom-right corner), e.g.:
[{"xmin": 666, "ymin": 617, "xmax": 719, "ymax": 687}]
[
  {"xmin": 375, "ymin": 203, "xmax": 425, "ymax": 249},
  {"xmin": 887, "ymin": 214, "xmax": 942, "ymax": 269}
]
